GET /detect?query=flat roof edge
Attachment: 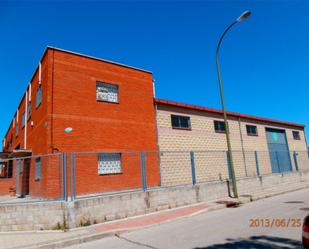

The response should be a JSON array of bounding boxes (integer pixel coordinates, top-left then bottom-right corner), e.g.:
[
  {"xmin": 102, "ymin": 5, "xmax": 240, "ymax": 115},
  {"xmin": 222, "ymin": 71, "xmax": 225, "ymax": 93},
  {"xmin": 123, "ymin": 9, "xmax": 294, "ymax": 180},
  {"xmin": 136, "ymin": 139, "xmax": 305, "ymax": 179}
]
[
  {"xmin": 46, "ymin": 46, "xmax": 152, "ymax": 74},
  {"xmin": 154, "ymin": 98, "xmax": 305, "ymax": 129}
]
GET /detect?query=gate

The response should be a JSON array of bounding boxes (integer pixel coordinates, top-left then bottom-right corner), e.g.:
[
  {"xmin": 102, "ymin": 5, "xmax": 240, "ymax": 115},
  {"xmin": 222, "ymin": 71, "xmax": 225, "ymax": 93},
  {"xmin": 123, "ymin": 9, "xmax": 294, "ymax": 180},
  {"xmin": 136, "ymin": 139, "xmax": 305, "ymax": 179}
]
[{"xmin": 266, "ymin": 128, "xmax": 292, "ymax": 173}]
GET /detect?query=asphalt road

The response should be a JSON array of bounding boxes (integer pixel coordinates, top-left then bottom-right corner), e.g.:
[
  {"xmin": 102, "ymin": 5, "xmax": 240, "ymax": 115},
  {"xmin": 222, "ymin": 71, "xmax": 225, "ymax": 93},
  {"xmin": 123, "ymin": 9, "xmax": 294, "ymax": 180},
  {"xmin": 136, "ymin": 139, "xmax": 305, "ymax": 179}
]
[{"xmin": 67, "ymin": 188, "xmax": 309, "ymax": 249}]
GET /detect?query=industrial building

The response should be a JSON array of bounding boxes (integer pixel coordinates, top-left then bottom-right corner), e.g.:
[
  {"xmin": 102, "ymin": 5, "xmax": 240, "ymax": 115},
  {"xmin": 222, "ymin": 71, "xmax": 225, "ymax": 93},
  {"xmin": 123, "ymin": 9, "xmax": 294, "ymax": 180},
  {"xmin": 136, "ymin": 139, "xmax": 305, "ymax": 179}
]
[{"xmin": 0, "ymin": 47, "xmax": 308, "ymax": 198}]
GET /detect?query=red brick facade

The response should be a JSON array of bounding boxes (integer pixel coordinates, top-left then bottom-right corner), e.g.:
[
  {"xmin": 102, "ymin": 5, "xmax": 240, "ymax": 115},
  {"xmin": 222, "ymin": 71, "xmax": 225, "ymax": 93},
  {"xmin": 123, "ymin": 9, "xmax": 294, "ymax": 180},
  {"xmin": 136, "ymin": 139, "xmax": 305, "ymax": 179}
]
[{"xmin": 1, "ymin": 47, "xmax": 161, "ymax": 198}]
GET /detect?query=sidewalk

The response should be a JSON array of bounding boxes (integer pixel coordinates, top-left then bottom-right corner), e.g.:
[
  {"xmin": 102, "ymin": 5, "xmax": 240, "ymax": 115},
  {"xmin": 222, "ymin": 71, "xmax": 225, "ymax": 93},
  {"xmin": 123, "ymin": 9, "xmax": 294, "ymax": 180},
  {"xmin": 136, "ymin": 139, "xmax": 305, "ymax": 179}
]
[
  {"xmin": 0, "ymin": 200, "xmax": 229, "ymax": 249},
  {"xmin": 2, "ymin": 184, "xmax": 306, "ymax": 249}
]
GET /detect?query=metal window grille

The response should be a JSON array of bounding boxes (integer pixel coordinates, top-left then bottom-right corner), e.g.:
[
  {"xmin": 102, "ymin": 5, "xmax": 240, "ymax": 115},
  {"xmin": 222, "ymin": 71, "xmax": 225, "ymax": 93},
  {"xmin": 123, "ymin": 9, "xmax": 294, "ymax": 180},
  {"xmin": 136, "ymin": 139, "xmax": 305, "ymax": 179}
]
[
  {"xmin": 171, "ymin": 115, "xmax": 191, "ymax": 129},
  {"xmin": 98, "ymin": 153, "xmax": 122, "ymax": 175},
  {"xmin": 96, "ymin": 82, "xmax": 118, "ymax": 103},
  {"xmin": 35, "ymin": 157, "xmax": 41, "ymax": 180},
  {"xmin": 293, "ymin": 131, "xmax": 300, "ymax": 140},
  {"xmin": 36, "ymin": 86, "xmax": 42, "ymax": 108},
  {"xmin": 246, "ymin": 125, "xmax": 258, "ymax": 136},
  {"xmin": 214, "ymin": 120, "xmax": 226, "ymax": 132}
]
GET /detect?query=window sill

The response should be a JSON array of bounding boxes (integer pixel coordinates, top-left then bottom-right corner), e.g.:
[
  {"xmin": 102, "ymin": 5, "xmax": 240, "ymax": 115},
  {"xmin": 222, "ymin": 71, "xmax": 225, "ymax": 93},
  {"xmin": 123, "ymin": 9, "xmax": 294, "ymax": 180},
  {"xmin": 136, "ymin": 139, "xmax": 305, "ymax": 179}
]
[
  {"xmin": 97, "ymin": 99, "xmax": 119, "ymax": 105},
  {"xmin": 99, "ymin": 172, "xmax": 123, "ymax": 176},
  {"xmin": 172, "ymin": 127, "xmax": 192, "ymax": 131},
  {"xmin": 215, "ymin": 130, "xmax": 226, "ymax": 134},
  {"xmin": 247, "ymin": 134, "xmax": 258, "ymax": 137}
]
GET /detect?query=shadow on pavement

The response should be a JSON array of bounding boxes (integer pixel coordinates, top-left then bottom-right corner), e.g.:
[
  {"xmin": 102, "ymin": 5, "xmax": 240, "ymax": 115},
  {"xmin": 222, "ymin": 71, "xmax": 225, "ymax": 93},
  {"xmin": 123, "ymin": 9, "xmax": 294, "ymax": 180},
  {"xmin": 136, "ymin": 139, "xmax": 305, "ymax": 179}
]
[{"xmin": 194, "ymin": 235, "xmax": 302, "ymax": 249}]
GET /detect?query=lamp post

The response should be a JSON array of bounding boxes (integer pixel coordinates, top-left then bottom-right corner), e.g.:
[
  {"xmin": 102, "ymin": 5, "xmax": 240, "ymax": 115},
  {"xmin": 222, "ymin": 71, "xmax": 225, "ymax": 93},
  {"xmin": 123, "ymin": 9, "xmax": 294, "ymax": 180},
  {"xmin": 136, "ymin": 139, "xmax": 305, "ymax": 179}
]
[{"xmin": 216, "ymin": 10, "xmax": 251, "ymax": 198}]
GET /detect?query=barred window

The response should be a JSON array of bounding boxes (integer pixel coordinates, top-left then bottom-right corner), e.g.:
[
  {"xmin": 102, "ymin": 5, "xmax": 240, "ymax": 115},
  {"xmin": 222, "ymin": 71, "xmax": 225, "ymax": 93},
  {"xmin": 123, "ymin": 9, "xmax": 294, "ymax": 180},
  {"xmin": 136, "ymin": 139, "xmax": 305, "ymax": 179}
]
[
  {"xmin": 214, "ymin": 120, "xmax": 226, "ymax": 133},
  {"xmin": 246, "ymin": 125, "xmax": 258, "ymax": 136},
  {"xmin": 293, "ymin": 131, "xmax": 300, "ymax": 140},
  {"xmin": 171, "ymin": 115, "xmax": 191, "ymax": 129},
  {"xmin": 96, "ymin": 82, "xmax": 118, "ymax": 103},
  {"xmin": 98, "ymin": 153, "xmax": 122, "ymax": 175},
  {"xmin": 36, "ymin": 85, "xmax": 42, "ymax": 108},
  {"xmin": 35, "ymin": 157, "xmax": 41, "ymax": 180}
]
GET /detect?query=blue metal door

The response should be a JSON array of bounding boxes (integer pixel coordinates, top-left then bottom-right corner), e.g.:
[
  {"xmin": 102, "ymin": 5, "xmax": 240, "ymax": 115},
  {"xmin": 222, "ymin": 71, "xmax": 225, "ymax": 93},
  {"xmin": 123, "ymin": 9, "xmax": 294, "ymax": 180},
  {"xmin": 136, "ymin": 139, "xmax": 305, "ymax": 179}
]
[{"xmin": 266, "ymin": 128, "xmax": 292, "ymax": 173}]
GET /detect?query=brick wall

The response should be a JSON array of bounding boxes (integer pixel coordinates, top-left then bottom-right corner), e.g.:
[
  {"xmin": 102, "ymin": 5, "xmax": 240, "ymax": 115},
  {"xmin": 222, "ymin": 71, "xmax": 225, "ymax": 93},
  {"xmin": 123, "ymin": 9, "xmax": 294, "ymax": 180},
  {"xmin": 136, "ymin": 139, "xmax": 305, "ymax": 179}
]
[
  {"xmin": 48, "ymin": 49, "xmax": 160, "ymax": 196},
  {"xmin": 1, "ymin": 48, "xmax": 161, "ymax": 198}
]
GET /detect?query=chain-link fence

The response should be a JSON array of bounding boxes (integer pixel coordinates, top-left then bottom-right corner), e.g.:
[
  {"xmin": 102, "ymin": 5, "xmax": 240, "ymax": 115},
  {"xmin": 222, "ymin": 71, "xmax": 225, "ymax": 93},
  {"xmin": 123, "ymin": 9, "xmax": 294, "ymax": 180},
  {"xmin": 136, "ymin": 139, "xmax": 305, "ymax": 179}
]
[
  {"xmin": 70, "ymin": 150, "xmax": 309, "ymax": 199},
  {"xmin": 0, "ymin": 150, "xmax": 308, "ymax": 202},
  {"xmin": 0, "ymin": 153, "xmax": 65, "ymax": 205},
  {"xmin": 71, "ymin": 151, "xmax": 139, "ymax": 199}
]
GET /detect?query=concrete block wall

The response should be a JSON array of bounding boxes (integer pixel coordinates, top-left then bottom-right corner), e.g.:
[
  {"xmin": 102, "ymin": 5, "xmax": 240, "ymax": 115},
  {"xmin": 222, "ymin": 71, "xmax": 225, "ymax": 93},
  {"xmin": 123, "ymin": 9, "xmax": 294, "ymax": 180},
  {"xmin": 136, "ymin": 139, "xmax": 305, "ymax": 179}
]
[
  {"xmin": 156, "ymin": 104, "xmax": 308, "ymax": 183},
  {"xmin": 0, "ymin": 201, "xmax": 64, "ymax": 232},
  {"xmin": 1, "ymin": 171, "xmax": 309, "ymax": 232},
  {"xmin": 237, "ymin": 172, "xmax": 309, "ymax": 196}
]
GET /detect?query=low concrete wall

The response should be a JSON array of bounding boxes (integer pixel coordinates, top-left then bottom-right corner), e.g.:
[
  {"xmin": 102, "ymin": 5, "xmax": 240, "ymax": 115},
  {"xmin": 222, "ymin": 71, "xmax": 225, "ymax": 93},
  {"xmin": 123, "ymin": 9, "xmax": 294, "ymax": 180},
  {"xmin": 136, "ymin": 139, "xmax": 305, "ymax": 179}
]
[
  {"xmin": 1, "ymin": 171, "xmax": 309, "ymax": 232},
  {"xmin": 0, "ymin": 201, "xmax": 65, "ymax": 232},
  {"xmin": 237, "ymin": 172, "xmax": 309, "ymax": 196}
]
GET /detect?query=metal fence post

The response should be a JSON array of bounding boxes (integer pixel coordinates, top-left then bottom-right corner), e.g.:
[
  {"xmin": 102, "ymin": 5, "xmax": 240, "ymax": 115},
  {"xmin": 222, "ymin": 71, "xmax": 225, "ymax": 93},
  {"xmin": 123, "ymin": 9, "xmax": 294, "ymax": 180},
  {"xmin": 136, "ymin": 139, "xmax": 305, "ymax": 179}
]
[
  {"xmin": 226, "ymin": 151, "xmax": 232, "ymax": 179},
  {"xmin": 73, "ymin": 152, "xmax": 77, "ymax": 200},
  {"xmin": 254, "ymin": 151, "xmax": 260, "ymax": 176},
  {"xmin": 190, "ymin": 151, "xmax": 196, "ymax": 185},
  {"xmin": 293, "ymin": 151, "xmax": 299, "ymax": 172},
  {"xmin": 69, "ymin": 152, "xmax": 74, "ymax": 201},
  {"xmin": 62, "ymin": 152, "xmax": 68, "ymax": 201},
  {"xmin": 140, "ymin": 152, "xmax": 147, "ymax": 192}
]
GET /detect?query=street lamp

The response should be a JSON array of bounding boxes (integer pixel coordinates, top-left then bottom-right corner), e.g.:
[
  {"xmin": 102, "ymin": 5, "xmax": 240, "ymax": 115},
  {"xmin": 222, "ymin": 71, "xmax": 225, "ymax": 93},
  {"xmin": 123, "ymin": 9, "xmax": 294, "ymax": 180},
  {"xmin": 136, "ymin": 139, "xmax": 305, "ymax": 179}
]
[{"xmin": 216, "ymin": 10, "xmax": 251, "ymax": 198}]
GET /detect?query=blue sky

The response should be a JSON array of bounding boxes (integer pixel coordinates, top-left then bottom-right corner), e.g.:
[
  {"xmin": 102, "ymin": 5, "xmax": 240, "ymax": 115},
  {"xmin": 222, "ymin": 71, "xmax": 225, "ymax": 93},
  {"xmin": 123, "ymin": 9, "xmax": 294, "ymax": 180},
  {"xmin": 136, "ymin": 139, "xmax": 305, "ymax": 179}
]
[{"xmin": 0, "ymin": 0, "xmax": 308, "ymax": 143}]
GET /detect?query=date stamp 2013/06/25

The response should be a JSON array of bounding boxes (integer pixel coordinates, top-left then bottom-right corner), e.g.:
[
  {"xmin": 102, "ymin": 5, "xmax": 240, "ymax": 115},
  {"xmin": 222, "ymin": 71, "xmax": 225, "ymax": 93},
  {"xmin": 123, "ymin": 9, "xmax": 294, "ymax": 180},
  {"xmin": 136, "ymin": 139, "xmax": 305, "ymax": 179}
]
[{"xmin": 249, "ymin": 218, "xmax": 302, "ymax": 228}]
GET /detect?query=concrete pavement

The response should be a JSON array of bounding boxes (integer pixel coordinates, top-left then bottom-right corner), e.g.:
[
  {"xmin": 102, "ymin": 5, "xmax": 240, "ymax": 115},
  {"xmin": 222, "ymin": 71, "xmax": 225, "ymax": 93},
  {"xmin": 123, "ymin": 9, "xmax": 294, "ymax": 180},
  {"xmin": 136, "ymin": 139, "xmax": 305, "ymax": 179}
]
[
  {"xmin": 0, "ymin": 201, "xmax": 227, "ymax": 249},
  {"xmin": 66, "ymin": 188, "xmax": 309, "ymax": 249},
  {"xmin": 1, "ymin": 187, "xmax": 308, "ymax": 249}
]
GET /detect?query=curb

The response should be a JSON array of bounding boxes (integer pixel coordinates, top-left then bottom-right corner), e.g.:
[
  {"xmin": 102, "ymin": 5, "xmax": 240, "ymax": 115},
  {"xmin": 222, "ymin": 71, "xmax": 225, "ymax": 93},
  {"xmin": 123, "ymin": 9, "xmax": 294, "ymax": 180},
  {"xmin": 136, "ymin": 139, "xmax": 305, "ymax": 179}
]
[
  {"xmin": 18, "ymin": 203, "xmax": 226, "ymax": 249},
  {"xmin": 23, "ymin": 231, "xmax": 117, "ymax": 249}
]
